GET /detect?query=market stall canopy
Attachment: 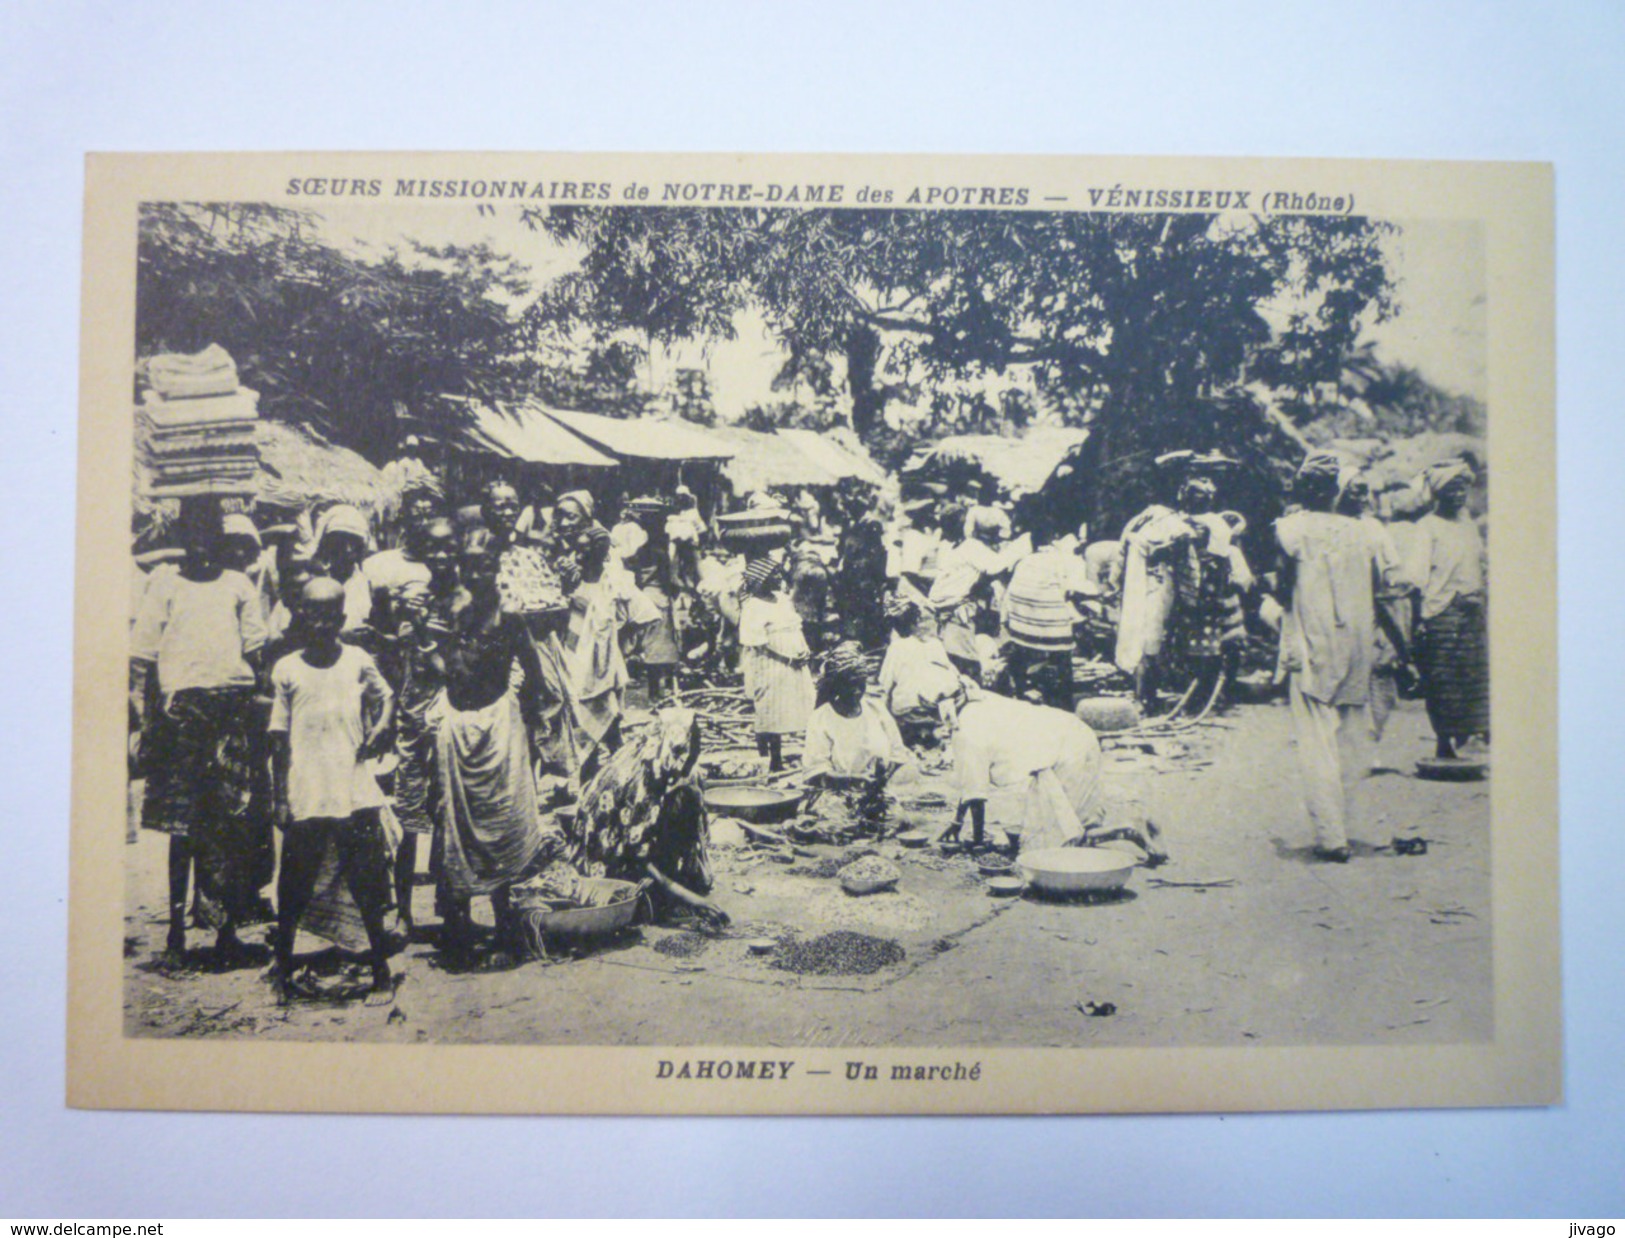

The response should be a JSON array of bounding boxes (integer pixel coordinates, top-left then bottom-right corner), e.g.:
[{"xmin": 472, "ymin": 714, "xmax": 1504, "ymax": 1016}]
[
  {"xmin": 440, "ymin": 396, "xmax": 618, "ymax": 467},
  {"xmin": 776, "ymin": 427, "xmax": 888, "ymax": 487},
  {"xmin": 540, "ymin": 407, "xmax": 735, "ymax": 462},
  {"xmin": 905, "ymin": 426, "xmax": 1090, "ymax": 497},
  {"xmin": 708, "ymin": 424, "xmax": 884, "ymax": 492}
]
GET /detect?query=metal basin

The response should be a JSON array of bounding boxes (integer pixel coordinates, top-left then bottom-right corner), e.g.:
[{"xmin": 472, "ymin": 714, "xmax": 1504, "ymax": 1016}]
[
  {"xmin": 703, "ymin": 785, "xmax": 804, "ymax": 824},
  {"xmin": 514, "ymin": 877, "xmax": 642, "ymax": 937},
  {"xmin": 1415, "ymin": 756, "xmax": 1487, "ymax": 782},
  {"xmin": 1019, "ymin": 847, "xmax": 1137, "ymax": 895}
]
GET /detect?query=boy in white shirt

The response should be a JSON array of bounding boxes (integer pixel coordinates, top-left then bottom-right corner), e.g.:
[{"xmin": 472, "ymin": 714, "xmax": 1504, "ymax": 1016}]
[{"xmin": 267, "ymin": 578, "xmax": 396, "ymax": 1003}]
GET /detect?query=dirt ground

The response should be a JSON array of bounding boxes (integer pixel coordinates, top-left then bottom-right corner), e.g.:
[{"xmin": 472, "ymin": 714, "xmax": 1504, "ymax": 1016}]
[{"xmin": 122, "ymin": 697, "xmax": 1491, "ymax": 1048}]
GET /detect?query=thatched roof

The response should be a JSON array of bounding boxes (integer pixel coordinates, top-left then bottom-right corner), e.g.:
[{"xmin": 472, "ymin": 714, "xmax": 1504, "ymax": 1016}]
[
  {"xmin": 709, "ymin": 424, "xmax": 885, "ymax": 493},
  {"xmin": 133, "ymin": 418, "xmax": 397, "ymax": 523},
  {"xmin": 777, "ymin": 427, "xmax": 887, "ymax": 487},
  {"xmin": 256, "ymin": 420, "xmax": 396, "ymax": 510},
  {"xmin": 905, "ymin": 426, "xmax": 1089, "ymax": 496}
]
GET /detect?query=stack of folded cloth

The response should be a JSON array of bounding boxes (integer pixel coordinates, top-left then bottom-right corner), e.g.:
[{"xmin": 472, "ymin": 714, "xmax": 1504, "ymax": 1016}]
[{"xmin": 137, "ymin": 346, "xmax": 261, "ymax": 497}]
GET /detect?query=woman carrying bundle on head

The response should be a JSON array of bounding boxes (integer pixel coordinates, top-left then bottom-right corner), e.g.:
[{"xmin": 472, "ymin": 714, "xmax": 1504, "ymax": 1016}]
[
  {"xmin": 738, "ymin": 547, "xmax": 815, "ymax": 772},
  {"xmin": 482, "ymin": 480, "xmax": 578, "ymax": 793},
  {"xmin": 130, "ymin": 499, "xmax": 272, "ymax": 968},
  {"xmin": 1411, "ymin": 459, "xmax": 1489, "ymax": 760},
  {"xmin": 1165, "ymin": 477, "xmax": 1255, "ymax": 706}
]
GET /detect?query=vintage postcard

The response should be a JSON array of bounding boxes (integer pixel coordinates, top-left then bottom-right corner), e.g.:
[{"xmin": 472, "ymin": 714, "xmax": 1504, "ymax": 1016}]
[{"xmin": 68, "ymin": 151, "xmax": 1556, "ymax": 1114}]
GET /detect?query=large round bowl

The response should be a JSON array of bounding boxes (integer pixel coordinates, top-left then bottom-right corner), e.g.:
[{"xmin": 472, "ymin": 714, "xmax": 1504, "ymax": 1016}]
[
  {"xmin": 514, "ymin": 878, "xmax": 642, "ymax": 937},
  {"xmin": 703, "ymin": 785, "xmax": 804, "ymax": 824},
  {"xmin": 1019, "ymin": 847, "xmax": 1137, "ymax": 895},
  {"xmin": 1415, "ymin": 756, "xmax": 1487, "ymax": 782}
]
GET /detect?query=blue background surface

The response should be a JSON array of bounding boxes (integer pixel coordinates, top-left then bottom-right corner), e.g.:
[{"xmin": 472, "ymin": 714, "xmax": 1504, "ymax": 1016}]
[{"xmin": 1, "ymin": 0, "xmax": 1619, "ymax": 1217}]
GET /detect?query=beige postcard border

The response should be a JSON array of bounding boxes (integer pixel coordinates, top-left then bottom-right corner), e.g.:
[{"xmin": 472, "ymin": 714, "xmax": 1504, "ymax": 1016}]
[{"xmin": 67, "ymin": 151, "xmax": 1557, "ymax": 1114}]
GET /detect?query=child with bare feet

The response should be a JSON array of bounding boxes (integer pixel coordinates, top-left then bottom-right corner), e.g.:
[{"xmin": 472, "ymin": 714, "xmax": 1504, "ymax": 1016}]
[{"xmin": 266, "ymin": 579, "xmax": 396, "ymax": 1004}]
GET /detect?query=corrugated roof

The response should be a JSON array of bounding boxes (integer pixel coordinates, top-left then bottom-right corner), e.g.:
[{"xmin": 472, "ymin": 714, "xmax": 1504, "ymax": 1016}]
[
  {"xmin": 445, "ymin": 398, "xmax": 618, "ymax": 466},
  {"xmin": 541, "ymin": 407, "xmax": 734, "ymax": 462}
]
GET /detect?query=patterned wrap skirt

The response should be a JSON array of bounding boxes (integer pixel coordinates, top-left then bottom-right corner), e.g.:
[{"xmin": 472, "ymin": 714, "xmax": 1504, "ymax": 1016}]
[
  {"xmin": 140, "ymin": 686, "xmax": 273, "ymax": 926},
  {"xmin": 741, "ymin": 646, "xmax": 814, "ymax": 736},
  {"xmin": 1169, "ymin": 552, "xmax": 1241, "ymax": 673},
  {"xmin": 1416, "ymin": 593, "xmax": 1490, "ymax": 736},
  {"xmin": 393, "ymin": 681, "xmax": 440, "ymax": 835}
]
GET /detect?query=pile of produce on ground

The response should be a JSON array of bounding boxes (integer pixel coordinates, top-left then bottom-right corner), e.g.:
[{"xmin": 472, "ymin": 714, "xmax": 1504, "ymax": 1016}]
[
  {"xmin": 652, "ymin": 933, "xmax": 711, "ymax": 959},
  {"xmin": 798, "ymin": 887, "xmax": 936, "ymax": 934},
  {"xmin": 839, "ymin": 854, "xmax": 902, "ymax": 896},
  {"xmin": 770, "ymin": 931, "xmax": 906, "ymax": 976}
]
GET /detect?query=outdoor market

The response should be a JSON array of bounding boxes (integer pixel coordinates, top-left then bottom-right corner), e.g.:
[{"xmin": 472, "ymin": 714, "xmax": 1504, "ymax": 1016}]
[{"xmin": 121, "ymin": 203, "xmax": 1492, "ymax": 1049}]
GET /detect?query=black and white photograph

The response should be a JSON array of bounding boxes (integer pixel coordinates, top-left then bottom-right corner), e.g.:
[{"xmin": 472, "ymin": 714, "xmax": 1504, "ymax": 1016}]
[{"xmin": 67, "ymin": 151, "xmax": 1555, "ymax": 1115}]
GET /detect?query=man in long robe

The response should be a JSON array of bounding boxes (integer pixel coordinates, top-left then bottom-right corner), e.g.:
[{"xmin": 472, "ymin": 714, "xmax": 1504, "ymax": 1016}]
[{"xmin": 1275, "ymin": 454, "xmax": 1411, "ymax": 861}]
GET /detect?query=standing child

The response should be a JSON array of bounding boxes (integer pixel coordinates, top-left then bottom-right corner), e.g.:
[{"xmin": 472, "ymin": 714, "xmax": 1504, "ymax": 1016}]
[
  {"xmin": 563, "ymin": 525, "xmax": 658, "ymax": 774},
  {"xmin": 267, "ymin": 578, "xmax": 396, "ymax": 1003},
  {"xmin": 130, "ymin": 499, "xmax": 270, "ymax": 967}
]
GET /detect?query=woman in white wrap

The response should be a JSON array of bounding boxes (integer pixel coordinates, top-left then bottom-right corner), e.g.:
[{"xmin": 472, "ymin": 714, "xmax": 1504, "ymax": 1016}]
[{"xmin": 936, "ymin": 683, "xmax": 1165, "ymax": 863}]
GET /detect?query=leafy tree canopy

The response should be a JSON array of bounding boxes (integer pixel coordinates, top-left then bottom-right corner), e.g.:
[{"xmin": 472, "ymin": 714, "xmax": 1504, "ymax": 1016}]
[
  {"xmin": 519, "ymin": 205, "xmax": 1400, "ymax": 521},
  {"xmin": 138, "ymin": 203, "xmax": 550, "ymax": 457}
]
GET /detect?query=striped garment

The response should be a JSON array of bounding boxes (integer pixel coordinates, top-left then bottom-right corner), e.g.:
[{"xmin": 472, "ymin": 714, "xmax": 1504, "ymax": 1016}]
[
  {"xmin": 1415, "ymin": 594, "xmax": 1489, "ymax": 737},
  {"xmin": 1004, "ymin": 547, "xmax": 1083, "ymax": 652},
  {"xmin": 743, "ymin": 548, "xmax": 790, "ymax": 595},
  {"xmin": 740, "ymin": 594, "xmax": 814, "ymax": 735}
]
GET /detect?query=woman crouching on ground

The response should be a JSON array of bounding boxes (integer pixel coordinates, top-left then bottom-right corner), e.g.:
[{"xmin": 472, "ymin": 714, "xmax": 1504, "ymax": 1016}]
[
  {"xmin": 937, "ymin": 681, "xmax": 1166, "ymax": 864},
  {"xmin": 558, "ymin": 708, "xmax": 728, "ymax": 926},
  {"xmin": 801, "ymin": 641, "xmax": 912, "ymax": 835}
]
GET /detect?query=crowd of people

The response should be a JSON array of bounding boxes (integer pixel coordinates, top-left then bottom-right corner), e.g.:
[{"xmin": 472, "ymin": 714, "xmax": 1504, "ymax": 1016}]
[{"xmin": 126, "ymin": 442, "xmax": 1489, "ymax": 1004}]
